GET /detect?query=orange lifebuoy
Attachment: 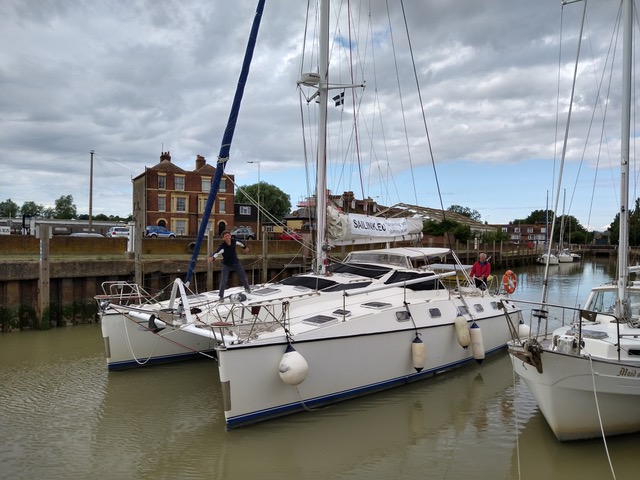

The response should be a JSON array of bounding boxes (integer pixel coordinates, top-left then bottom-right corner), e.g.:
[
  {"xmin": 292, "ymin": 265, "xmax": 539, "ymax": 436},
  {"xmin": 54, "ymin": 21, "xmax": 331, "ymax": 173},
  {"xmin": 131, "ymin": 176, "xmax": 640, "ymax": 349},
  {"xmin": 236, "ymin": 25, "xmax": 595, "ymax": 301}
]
[{"xmin": 503, "ymin": 270, "xmax": 517, "ymax": 294}]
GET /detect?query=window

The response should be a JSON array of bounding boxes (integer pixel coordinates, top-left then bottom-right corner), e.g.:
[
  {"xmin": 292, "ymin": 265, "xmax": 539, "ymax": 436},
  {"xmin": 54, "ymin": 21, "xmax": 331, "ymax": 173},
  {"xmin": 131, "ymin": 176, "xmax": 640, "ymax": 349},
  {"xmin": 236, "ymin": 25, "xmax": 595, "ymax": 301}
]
[
  {"xmin": 541, "ymin": 227, "xmax": 547, "ymax": 234},
  {"xmin": 158, "ymin": 196, "xmax": 166, "ymax": 212},
  {"xmin": 174, "ymin": 219, "xmax": 187, "ymax": 236},
  {"xmin": 473, "ymin": 304, "xmax": 484, "ymax": 313},
  {"xmin": 158, "ymin": 175, "xmax": 166, "ymax": 190},
  {"xmin": 240, "ymin": 206, "xmax": 251, "ymax": 215},
  {"xmin": 514, "ymin": 227, "xmax": 520, "ymax": 233},
  {"xmin": 219, "ymin": 199, "xmax": 226, "ymax": 214},
  {"xmin": 198, "ymin": 196, "xmax": 211, "ymax": 214},
  {"xmin": 428, "ymin": 308, "xmax": 441, "ymax": 318},
  {"xmin": 220, "ymin": 178, "xmax": 226, "ymax": 193},
  {"xmin": 458, "ymin": 306, "xmax": 469, "ymax": 316},
  {"xmin": 202, "ymin": 177, "xmax": 211, "ymax": 192},
  {"xmin": 527, "ymin": 227, "xmax": 533, "ymax": 233},
  {"xmin": 528, "ymin": 235, "xmax": 535, "ymax": 240},
  {"xmin": 502, "ymin": 227, "xmax": 508, "ymax": 233},
  {"xmin": 173, "ymin": 196, "xmax": 188, "ymax": 213},
  {"xmin": 175, "ymin": 175, "xmax": 185, "ymax": 191}
]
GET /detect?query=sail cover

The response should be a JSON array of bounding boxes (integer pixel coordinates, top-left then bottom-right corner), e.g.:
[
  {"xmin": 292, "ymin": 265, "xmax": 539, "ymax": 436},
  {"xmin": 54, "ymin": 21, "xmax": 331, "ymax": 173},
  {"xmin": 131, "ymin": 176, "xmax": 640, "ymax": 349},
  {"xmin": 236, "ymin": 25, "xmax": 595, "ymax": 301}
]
[{"xmin": 327, "ymin": 205, "xmax": 423, "ymax": 246}]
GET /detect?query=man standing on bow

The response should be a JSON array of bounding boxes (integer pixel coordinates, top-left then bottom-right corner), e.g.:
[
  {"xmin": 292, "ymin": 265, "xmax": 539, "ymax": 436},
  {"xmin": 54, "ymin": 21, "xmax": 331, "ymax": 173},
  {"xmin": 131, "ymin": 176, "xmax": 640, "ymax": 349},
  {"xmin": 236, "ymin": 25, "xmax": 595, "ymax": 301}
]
[{"xmin": 208, "ymin": 230, "xmax": 251, "ymax": 301}]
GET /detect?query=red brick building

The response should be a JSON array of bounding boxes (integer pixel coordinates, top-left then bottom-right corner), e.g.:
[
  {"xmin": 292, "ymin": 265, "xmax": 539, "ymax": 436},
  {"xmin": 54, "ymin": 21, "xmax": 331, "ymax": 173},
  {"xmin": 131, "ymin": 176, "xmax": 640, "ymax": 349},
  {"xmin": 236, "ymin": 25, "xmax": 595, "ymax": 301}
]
[{"xmin": 132, "ymin": 152, "xmax": 235, "ymax": 236}]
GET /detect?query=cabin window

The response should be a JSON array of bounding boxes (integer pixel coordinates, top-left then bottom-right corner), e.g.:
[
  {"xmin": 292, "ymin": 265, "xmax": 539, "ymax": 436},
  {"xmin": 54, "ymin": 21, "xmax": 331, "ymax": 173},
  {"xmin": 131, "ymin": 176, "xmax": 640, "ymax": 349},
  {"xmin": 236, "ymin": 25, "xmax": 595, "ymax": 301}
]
[
  {"xmin": 473, "ymin": 304, "xmax": 484, "ymax": 313},
  {"xmin": 458, "ymin": 306, "xmax": 469, "ymax": 316},
  {"xmin": 362, "ymin": 301, "xmax": 391, "ymax": 309},
  {"xmin": 490, "ymin": 302, "xmax": 499, "ymax": 310},
  {"xmin": 303, "ymin": 315, "xmax": 337, "ymax": 326},
  {"xmin": 428, "ymin": 308, "xmax": 442, "ymax": 318},
  {"xmin": 395, "ymin": 311, "xmax": 411, "ymax": 322}
]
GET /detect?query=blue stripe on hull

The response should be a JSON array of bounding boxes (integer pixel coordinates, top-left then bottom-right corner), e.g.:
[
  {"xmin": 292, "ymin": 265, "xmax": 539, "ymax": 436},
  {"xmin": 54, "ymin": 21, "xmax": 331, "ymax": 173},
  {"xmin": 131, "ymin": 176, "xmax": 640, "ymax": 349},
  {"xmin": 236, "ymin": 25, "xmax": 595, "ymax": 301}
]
[{"xmin": 107, "ymin": 349, "xmax": 217, "ymax": 371}]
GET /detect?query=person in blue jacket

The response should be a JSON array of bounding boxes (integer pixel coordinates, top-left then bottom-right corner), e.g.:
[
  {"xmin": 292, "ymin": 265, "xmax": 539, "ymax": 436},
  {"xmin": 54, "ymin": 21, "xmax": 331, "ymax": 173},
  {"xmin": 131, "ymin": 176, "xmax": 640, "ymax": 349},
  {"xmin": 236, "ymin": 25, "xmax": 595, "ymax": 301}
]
[{"xmin": 208, "ymin": 230, "xmax": 251, "ymax": 301}]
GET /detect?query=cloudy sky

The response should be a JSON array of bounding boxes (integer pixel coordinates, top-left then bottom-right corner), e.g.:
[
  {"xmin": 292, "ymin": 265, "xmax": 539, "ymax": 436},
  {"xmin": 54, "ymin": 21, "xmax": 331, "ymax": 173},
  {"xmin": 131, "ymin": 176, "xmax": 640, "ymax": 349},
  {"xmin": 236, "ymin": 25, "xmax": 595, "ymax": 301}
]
[{"xmin": 0, "ymin": 0, "xmax": 635, "ymax": 231}]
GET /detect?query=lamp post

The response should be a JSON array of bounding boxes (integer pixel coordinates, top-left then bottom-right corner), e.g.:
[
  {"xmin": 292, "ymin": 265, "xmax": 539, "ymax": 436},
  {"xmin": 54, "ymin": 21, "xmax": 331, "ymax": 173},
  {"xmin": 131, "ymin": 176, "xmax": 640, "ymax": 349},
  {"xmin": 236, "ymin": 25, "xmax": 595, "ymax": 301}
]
[{"xmin": 247, "ymin": 161, "xmax": 260, "ymax": 240}]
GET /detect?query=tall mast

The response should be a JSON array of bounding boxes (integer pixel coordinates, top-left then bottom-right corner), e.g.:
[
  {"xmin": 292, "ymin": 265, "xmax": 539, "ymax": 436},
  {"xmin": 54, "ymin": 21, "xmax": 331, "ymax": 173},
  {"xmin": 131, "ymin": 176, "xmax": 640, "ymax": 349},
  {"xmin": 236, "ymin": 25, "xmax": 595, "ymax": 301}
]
[
  {"xmin": 315, "ymin": 0, "xmax": 329, "ymax": 274},
  {"xmin": 617, "ymin": 0, "xmax": 632, "ymax": 312}
]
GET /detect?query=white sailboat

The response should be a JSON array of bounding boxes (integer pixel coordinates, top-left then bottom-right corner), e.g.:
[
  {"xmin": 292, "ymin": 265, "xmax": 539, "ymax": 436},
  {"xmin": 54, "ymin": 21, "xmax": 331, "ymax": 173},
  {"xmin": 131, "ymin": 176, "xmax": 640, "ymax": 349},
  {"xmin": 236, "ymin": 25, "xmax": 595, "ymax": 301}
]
[
  {"xmin": 97, "ymin": 0, "xmax": 524, "ymax": 428},
  {"xmin": 508, "ymin": 0, "xmax": 640, "ymax": 441}
]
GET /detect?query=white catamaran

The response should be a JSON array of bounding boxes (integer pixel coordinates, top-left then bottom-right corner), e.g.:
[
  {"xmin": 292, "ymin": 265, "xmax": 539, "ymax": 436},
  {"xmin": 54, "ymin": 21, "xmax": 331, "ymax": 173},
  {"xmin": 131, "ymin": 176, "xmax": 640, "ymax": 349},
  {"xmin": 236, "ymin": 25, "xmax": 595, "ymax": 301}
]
[
  {"xmin": 508, "ymin": 0, "xmax": 640, "ymax": 441},
  {"xmin": 97, "ymin": 0, "xmax": 523, "ymax": 428}
]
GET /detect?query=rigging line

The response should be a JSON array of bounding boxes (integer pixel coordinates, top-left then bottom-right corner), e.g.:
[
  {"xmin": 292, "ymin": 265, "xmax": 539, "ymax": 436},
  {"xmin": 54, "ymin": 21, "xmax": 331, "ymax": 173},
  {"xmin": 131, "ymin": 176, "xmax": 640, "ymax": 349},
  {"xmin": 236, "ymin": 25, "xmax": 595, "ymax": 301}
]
[
  {"xmin": 387, "ymin": 0, "xmax": 418, "ymax": 205},
  {"xmin": 544, "ymin": 0, "xmax": 588, "ymax": 306},
  {"xmin": 346, "ymin": 0, "xmax": 366, "ymax": 202}
]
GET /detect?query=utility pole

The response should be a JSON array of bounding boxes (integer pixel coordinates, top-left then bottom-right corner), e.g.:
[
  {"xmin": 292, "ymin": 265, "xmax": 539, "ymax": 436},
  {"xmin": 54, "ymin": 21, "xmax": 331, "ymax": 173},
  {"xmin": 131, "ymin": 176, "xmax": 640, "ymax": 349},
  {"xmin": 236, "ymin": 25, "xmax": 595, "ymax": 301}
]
[
  {"xmin": 247, "ymin": 161, "xmax": 261, "ymax": 240},
  {"xmin": 89, "ymin": 150, "xmax": 94, "ymax": 233}
]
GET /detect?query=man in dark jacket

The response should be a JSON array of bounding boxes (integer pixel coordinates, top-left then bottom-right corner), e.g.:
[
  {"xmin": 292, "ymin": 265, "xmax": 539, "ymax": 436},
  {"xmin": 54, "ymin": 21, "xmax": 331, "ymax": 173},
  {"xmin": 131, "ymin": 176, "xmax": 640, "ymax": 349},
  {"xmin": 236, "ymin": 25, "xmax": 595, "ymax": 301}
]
[{"xmin": 208, "ymin": 230, "xmax": 251, "ymax": 301}]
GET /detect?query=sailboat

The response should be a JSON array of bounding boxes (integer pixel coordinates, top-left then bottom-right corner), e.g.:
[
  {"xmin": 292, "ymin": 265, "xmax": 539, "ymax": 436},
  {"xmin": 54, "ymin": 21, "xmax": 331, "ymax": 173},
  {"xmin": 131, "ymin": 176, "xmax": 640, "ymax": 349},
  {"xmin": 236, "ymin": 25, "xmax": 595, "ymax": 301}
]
[
  {"xmin": 508, "ymin": 0, "xmax": 640, "ymax": 441},
  {"xmin": 96, "ymin": 0, "xmax": 523, "ymax": 428}
]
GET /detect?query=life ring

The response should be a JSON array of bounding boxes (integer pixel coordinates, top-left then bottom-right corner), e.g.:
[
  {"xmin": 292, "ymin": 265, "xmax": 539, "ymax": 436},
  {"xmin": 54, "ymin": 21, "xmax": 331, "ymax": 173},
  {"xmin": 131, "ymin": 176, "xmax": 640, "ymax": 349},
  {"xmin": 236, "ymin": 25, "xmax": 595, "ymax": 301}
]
[{"xmin": 503, "ymin": 270, "xmax": 517, "ymax": 294}]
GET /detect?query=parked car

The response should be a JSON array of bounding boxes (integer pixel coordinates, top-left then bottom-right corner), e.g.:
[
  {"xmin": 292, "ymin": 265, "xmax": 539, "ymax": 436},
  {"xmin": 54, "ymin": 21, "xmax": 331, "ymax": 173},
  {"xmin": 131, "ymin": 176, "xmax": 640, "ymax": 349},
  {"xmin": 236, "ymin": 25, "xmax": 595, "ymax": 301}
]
[
  {"xmin": 145, "ymin": 226, "xmax": 176, "ymax": 238},
  {"xmin": 278, "ymin": 231, "xmax": 302, "ymax": 241},
  {"xmin": 230, "ymin": 226, "xmax": 255, "ymax": 240},
  {"xmin": 106, "ymin": 226, "xmax": 130, "ymax": 238}
]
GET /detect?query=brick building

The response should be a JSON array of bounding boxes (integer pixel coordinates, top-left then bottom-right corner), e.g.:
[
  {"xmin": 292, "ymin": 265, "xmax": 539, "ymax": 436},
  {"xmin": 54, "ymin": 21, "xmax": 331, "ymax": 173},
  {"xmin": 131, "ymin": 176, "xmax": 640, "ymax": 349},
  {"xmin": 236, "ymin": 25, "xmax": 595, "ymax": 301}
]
[{"xmin": 132, "ymin": 152, "xmax": 235, "ymax": 236}]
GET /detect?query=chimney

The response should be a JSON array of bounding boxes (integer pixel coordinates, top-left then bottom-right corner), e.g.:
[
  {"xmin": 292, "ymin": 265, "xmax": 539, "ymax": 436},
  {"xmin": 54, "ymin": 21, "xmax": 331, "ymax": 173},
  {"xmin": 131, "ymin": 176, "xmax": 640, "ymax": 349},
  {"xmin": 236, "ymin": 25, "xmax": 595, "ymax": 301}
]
[
  {"xmin": 160, "ymin": 151, "xmax": 171, "ymax": 162},
  {"xmin": 195, "ymin": 155, "xmax": 206, "ymax": 170}
]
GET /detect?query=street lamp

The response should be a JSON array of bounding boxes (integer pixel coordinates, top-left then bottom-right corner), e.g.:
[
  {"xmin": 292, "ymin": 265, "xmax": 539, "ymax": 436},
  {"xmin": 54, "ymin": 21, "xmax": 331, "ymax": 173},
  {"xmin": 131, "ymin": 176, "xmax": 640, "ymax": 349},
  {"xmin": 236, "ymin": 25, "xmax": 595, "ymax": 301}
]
[{"xmin": 247, "ymin": 161, "xmax": 260, "ymax": 240}]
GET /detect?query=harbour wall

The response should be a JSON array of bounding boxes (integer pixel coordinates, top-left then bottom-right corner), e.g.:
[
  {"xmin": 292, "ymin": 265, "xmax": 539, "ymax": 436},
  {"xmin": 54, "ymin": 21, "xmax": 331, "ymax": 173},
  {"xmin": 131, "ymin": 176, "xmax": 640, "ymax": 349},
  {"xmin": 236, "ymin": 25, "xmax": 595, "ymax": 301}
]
[{"xmin": 0, "ymin": 234, "xmax": 578, "ymax": 330}]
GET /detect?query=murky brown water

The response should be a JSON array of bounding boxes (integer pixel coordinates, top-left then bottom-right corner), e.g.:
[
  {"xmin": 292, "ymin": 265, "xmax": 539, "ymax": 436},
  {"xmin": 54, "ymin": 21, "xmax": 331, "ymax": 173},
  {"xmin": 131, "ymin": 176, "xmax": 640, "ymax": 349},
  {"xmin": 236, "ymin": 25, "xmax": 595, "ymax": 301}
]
[{"xmin": 1, "ymin": 258, "xmax": 637, "ymax": 479}]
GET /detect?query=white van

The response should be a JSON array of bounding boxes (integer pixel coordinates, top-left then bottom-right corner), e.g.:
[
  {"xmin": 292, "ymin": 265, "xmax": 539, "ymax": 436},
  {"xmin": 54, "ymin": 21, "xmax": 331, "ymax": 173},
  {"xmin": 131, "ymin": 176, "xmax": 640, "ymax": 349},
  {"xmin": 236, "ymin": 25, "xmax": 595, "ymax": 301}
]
[{"xmin": 106, "ymin": 226, "xmax": 129, "ymax": 238}]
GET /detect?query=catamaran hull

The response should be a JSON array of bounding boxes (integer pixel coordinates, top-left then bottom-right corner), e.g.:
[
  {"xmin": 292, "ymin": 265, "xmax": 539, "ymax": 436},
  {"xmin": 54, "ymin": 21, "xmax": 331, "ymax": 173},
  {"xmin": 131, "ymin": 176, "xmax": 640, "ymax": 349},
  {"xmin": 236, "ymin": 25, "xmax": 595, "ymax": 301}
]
[
  {"xmin": 100, "ymin": 310, "xmax": 217, "ymax": 370},
  {"xmin": 510, "ymin": 350, "xmax": 640, "ymax": 441},
  {"xmin": 218, "ymin": 313, "xmax": 510, "ymax": 428}
]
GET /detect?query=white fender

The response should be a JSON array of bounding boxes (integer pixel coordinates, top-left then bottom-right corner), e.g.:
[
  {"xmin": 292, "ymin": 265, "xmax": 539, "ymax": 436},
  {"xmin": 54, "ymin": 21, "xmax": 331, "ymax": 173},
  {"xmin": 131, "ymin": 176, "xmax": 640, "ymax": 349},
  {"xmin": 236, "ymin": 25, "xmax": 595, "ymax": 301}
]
[
  {"xmin": 469, "ymin": 322, "xmax": 485, "ymax": 364},
  {"xmin": 454, "ymin": 316, "xmax": 471, "ymax": 348},
  {"xmin": 278, "ymin": 345, "xmax": 309, "ymax": 385},
  {"xmin": 517, "ymin": 321, "xmax": 531, "ymax": 339},
  {"xmin": 411, "ymin": 335, "xmax": 426, "ymax": 372}
]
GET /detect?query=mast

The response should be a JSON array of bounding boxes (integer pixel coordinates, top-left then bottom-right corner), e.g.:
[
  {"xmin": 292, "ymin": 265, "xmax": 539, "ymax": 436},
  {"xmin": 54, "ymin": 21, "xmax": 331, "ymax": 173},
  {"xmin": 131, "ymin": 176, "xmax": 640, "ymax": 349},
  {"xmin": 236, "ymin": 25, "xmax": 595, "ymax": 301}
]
[
  {"xmin": 184, "ymin": 0, "xmax": 266, "ymax": 285},
  {"xmin": 617, "ymin": 0, "xmax": 632, "ymax": 314},
  {"xmin": 315, "ymin": 0, "xmax": 330, "ymax": 274}
]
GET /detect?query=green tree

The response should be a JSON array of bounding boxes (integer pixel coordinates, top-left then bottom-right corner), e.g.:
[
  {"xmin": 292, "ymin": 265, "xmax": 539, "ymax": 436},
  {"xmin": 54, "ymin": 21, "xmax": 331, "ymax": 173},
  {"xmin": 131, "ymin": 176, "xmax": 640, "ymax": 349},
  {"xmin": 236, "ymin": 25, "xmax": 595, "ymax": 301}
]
[
  {"xmin": 0, "ymin": 199, "xmax": 19, "ymax": 217},
  {"xmin": 54, "ymin": 195, "xmax": 77, "ymax": 219},
  {"xmin": 20, "ymin": 201, "xmax": 44, "ymax": 217},
  {"xmin": 235, "ymin": 182, "xmax": 291, "ymax": 221},
  {"xmin": 447, "ymin": 204, "xmax": 481, "ymax": 222},
  {"xmin": 610, "ymin": 197, "xmax": 640, "ymax": 246},
  {"xmin": 513, "ymin": 209, "xmax": 554, "ymax": 225}
]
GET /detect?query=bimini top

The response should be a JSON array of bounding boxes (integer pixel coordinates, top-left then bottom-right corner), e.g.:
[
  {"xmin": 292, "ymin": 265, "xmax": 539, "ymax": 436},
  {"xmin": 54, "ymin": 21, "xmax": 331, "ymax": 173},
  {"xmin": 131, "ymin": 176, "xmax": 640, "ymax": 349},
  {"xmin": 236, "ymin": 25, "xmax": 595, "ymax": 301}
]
[{"xmin": 344, "ymin": 247, "xmax": 450, "ymax": 269}]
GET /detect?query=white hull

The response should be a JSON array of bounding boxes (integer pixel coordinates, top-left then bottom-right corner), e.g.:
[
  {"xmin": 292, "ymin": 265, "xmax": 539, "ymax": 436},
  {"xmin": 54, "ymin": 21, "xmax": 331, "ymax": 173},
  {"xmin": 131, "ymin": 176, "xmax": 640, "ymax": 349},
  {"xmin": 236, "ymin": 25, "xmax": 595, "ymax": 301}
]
[
  {"xmin": 100, "ymin": 308, "xmax": 218, "ymax": 370},
  {"xmin": 511, "ymin": 345, "xmax": 640, "ymax": 440},
  {"xmin": 217, "ymin": 289, "xmax": 517, "ymax": 428}
]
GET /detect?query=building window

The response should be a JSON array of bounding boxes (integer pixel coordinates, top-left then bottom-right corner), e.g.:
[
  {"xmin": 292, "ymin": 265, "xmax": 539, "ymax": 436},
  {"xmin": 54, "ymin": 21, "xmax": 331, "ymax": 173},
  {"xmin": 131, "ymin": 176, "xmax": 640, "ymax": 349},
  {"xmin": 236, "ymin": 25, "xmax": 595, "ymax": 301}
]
[
  {"xmin": 220, "ymin": 178, "xmax": 226, "ymax": 193},
  {"xmin": 527, "ymin": 227, "xmax": 533, "ymax": 233},
  {"xmin": 158, "ymin": 175, "xmax": 166, "ymax": 190},
  {"xmin": 528, "ymin": 235, "xmax": 536, "ymax": 240},
  {"xmin": 158, "ymin": 196, "xmax": 166, "ymax": 212},
  {"xmin": 202, "ymin": 177, "xmax": 211, "ymax": 192},
  {"xmin": 174, "ymin": 219, "xmax": 187, "ymax": 236},
  {"xmin": 198, "ymin": 196, "xmax": 211, "ymax": 214},
  {"xmin": 173, "ymin": 196, "xmax": 188, "ymax": 213},
  {"xmin": 541, "ymin": 227, "xmax": 547, "ymax": 234},
  {"xmin": 502, "ymin": 227, "xmax": 508, "ymax": 233},
  {"xmin": 175, "ymin": 176, "xmax": 185, "ymax": 191},
  {"xmin": 219, "ymin": 200, "xmax": 226, "ymax": 214},
  {"xmin": 514, "ymin": 227, "xmax": 520, "ymax": 233},
  {"xmin": 240, "ymin": 206, "xmax": 251, "ymax": 215}
]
